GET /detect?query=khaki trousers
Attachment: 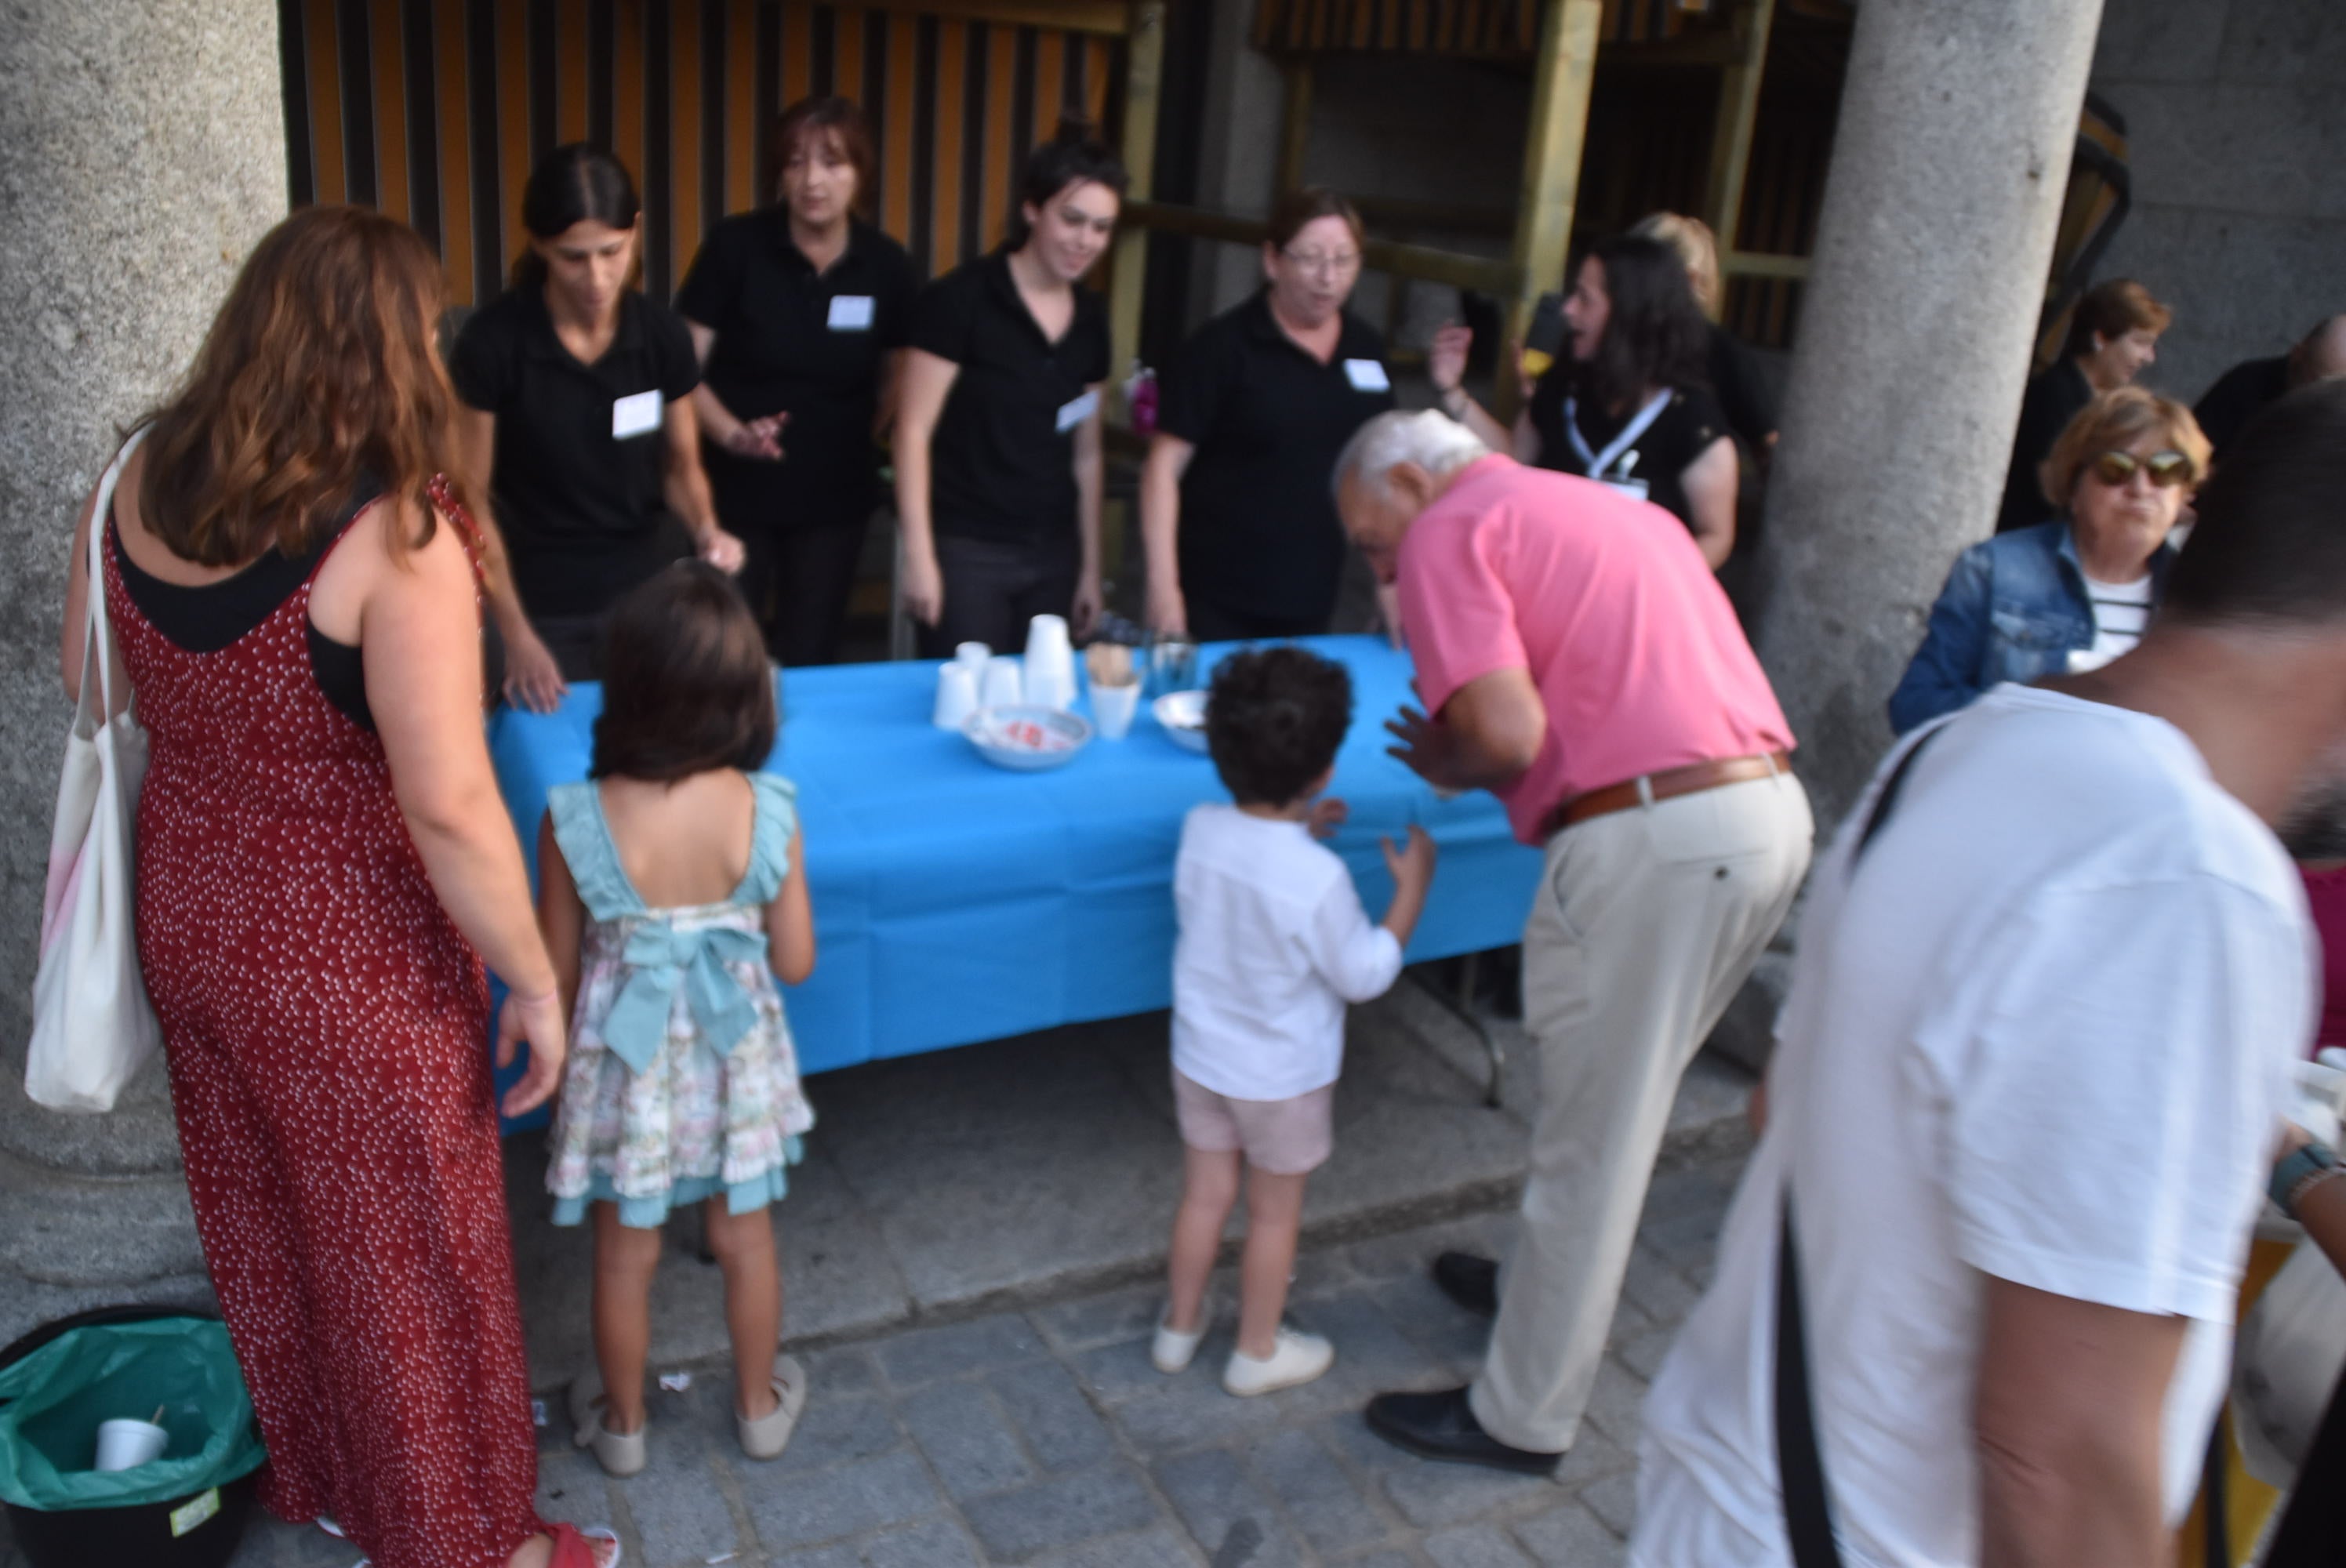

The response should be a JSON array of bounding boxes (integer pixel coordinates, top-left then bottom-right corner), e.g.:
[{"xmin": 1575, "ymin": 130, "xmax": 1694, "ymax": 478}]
[{"xmin": 1470, "ymin": 770, "xmax": 1813, "ymax": 1454}]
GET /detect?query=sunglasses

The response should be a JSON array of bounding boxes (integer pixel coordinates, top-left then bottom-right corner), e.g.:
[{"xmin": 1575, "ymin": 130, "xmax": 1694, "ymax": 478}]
[{"xmin": 2089, "ymin": 448, "xmax": 2193, "ymax": 488}]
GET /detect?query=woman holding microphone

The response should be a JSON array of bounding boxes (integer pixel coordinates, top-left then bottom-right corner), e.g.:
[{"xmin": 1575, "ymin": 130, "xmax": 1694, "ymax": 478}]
[
  {"xmin": 677, "ymin": 97, "xmax": 917, "ymax": 665},
  {"xmin": 894, "ymin": 126, "xmax": 1124, "ymax": 656},
  {"xmin": 453, "ymin": 145, "xmax": 742, "ymax": 707},
  {"xmin": 1142, "ymin": 188, "xmax": 1396, "ymax": 640}
]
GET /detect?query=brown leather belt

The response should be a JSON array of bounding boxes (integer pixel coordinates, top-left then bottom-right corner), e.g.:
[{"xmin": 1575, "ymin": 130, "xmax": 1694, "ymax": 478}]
[{"xmin": 1542, "ymin": 750, "xmax": 1792, "ymax": 839}]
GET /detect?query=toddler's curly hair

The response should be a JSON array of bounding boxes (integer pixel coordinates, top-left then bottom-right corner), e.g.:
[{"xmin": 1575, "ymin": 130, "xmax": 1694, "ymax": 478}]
[{"xmin": 1204, "ymin": 647, "xmax": 1353, "ymax": 808}]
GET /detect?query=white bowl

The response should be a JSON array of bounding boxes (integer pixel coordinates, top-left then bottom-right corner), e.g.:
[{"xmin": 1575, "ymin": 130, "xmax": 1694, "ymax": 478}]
[
  {"xmin": 964, "ymin": 705, "xmax": 1092, "ymax": 771},
  {"xmin": 1153, "ymin": 689, "xmax": 1210, "ymax": 753}
]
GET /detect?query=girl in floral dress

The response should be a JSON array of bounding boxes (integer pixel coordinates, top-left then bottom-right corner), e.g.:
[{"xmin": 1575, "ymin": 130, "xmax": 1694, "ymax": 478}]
[{"xmin": 536, "ymin": 563, "xmax": 817, "ymax": 1478}]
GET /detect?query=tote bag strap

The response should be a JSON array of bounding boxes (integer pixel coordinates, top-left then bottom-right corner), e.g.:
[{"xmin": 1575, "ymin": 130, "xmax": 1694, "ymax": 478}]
[
  {"xmin": 76, "ymin": 427, "xmax": 149, "ymax": 738},
  {"xmin": 1774, "ymin": 721, "xmax": 1950, "ymax": 1568}
]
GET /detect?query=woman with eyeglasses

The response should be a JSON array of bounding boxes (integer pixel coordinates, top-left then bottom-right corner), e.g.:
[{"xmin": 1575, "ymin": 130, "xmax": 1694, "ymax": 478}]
[
  {"xmin": 1432, "ymin": 233, "xmax": 1737, "ymax": 568},
  {"xmin": 1141, "ymin": 188, "xmax": 1396, "ymax": 640},
  {"xmin": 1890, "ymin": 387, "xmax": 2210, "ymax": 733}
]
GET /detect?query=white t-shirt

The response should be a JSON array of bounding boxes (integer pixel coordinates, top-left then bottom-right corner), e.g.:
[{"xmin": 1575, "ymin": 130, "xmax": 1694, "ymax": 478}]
[
  {"xmin": 2072, "ymin": 571, "xmax": 2155, "ymax": 671},
  {"xmin": 1632, "ymin": 684, "xmax": 2308, "ymax": 1568},
  {"xmin": 1171, "ymin": 804, "xmax": 1404, "ymax": 1100}
]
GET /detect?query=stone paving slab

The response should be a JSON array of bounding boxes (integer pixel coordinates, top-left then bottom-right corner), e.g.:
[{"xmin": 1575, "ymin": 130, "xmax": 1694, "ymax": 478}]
[{"xmin": 131, "ymin": 1141, "xmax": 1745, "ymax": 1568}]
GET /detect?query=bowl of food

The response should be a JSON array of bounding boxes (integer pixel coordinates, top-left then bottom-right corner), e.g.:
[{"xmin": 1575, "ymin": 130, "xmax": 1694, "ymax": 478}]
[
  {"xmin": 964, "ymin": 705, "xmax": 1092, "ymax": 771},
  {"xmin": 1153, "ymin": 689, "xmax": 1210, "ymax": 754}
]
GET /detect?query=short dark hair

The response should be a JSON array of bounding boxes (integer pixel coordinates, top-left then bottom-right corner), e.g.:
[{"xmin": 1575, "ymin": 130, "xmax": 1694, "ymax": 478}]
[
  {"xmin": 1204, "ymin": 647, "xmax": 1353, "ymax": 808},
  {"xmin": 1268, "ymin": 187, "xmax": 1364, "ymax": 252},
  {"xmin": 770, "ymin": 96, "xmax": 877, "ymax": 218},
  {"xmin": 2162, "ymin": 379, "xmax": 2346, "ymax": 627},
  {"xmin": 514, "ymin": 144, "xmax": 641, "ymax": 289},
  {"xmin": 1005, "ymin": 119, "xmax": 1128, "ymax": 250},
  {"xmin": 591, "ymin": 563, "xmax": 777, "ymax": 783},
  {"xmin": 2062, "ymin": 277, "xmax": 2171, "ymax": 357},
  {"xmin": 1574, "ymin": 234, "xmax": 1710, "ymax": 416}
]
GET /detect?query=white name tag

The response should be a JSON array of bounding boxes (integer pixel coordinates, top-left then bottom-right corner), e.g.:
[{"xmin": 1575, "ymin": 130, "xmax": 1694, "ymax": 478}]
[
  {"xmin": 1055, "ymin": 388, "xmax": 1101, "ymax": 434},
  {"xmin": 1344, "ymin": 358, "xmax": 1392, "ymax": 393},
  {"xmin": 611, "ymin": 389, "xmax": 663, "ymax": 440},
  {"xmin": 1599, "ymin": 476, "xmax": 1651, "ymax": 503},
  {"xmin": 827, "ymin": 294, "xmax": 876, "ymax": 331}
]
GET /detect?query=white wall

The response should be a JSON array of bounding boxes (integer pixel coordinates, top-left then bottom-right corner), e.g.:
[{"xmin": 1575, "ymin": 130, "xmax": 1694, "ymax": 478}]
[{"xmin": 2087, "ymin": 0, "xmax": 2346, "ymax": 402}]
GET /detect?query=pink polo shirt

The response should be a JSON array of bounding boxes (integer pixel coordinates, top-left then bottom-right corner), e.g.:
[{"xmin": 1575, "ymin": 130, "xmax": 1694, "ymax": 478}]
[{"xmin": 1396, "ymin": 456, "xmax": 1793, "ymax": 844}]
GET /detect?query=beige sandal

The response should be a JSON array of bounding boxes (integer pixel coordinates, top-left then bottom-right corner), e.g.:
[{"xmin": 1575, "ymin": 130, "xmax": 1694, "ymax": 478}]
[
  {"xmin": 736, "ymin": 1353, "xmax": 808, "ymax": 1461},
  {"xmin": 568, "ymin": 1372, "xmax": 648, "ymax": 1478}
]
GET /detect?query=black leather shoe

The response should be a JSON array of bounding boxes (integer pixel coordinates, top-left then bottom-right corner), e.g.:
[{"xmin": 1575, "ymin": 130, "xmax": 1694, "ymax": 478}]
[
  {"xmin": 1433, "ymin": 1251, "xmax": 1499, "ymax": 1317},
  {"xmin": 1364, "ymin": 1387, "xmax": 1560, "ymax": 1475}
]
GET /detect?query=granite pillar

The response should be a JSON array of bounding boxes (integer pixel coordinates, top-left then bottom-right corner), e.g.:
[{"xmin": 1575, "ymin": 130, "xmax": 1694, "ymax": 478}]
[
  {"xmin": 0, "ymin": 0, "xmax": 285, "ymax": 1344},
  {"xmin": 1750, "ymin": 0, "xmax": 2108, "ymax": 829}
]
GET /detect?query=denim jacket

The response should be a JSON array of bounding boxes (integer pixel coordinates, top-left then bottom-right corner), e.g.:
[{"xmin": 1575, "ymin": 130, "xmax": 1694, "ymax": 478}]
[{"xmin": 1887, "ymin": 521, "xmax": 2175, "ymax": 735}]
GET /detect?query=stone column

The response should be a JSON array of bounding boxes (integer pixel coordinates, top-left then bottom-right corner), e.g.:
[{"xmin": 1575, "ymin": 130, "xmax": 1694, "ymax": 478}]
[
  {"xmin": 0, "ymin": 0, "xmax": 285, "ymax": 1345},
  {"xmin": 1749, "ymin": 0, "xmax": 2107, "ymax": 829}
]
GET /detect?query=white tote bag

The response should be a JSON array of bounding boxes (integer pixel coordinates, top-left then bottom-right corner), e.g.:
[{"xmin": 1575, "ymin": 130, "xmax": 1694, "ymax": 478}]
[{"xmin": 27, "ymin": 429, "xmax": 162, "ymax": 1112}]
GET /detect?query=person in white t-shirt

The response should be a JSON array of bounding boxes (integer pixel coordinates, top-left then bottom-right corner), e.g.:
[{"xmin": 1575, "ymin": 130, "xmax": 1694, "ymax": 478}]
[
  {"xmin": 1632, "ymin": 381, "xmax": 2346, "ymax": 1566},
  {"xmin": 1153, "ymin": 646, "xmax": 1436, "ymax": 1397}
]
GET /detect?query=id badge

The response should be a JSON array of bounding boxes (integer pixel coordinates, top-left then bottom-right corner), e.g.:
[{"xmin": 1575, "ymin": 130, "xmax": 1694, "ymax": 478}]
[
  {"xmin": 1344, "ymin": 358, "xmax": 1392, "ymax": 393},
  {"xmin": 1055, "ymin": 388, "xmax": 1101, "ymax": 434},
  {"xmin": 1600, "ymin": 476, "xmax": 1651, "ymax": 503},
  {"xmin": 827, "ymin": 294, "xmax": 876, "ymax": 331},
  {"xmin": 611, "ymin": 389, "xmax": 663, "ymax": 440}
]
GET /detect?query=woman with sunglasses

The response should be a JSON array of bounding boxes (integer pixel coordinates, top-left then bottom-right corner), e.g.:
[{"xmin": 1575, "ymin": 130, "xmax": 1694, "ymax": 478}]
[
  {"xmin": 1890, "ymin": 387, "xmax": 2210, "ymax": 732},
  {"xmin": 1141, "ymin": 188, "xmax": 1395, "ymax": 640}
]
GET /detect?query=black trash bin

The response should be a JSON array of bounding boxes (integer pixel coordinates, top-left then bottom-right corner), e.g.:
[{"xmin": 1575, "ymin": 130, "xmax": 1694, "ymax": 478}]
[{"xmin": 0, "ymin": 1306, "xmax": 263, "ymax": 1568}]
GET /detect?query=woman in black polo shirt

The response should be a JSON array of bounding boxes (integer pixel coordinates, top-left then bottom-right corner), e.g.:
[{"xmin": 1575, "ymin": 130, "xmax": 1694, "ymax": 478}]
[
  {"xmin": 1140, "ymin": 188, "xmax": 1395, "ymax": 641},
  {"xmin": 452, "ymin": 145, "xmax": 742, "ymax": 707},
  {"xmin": 676, "ymin": 97, "xmax": 917, "ymax": 666},
  {"xmin": 894, "ymin": 129, "xmax": 1124, "ymax": 657},
  {"xmin": 1433, "ymin": 234, "xmax": 1738, "ymax": 568}
]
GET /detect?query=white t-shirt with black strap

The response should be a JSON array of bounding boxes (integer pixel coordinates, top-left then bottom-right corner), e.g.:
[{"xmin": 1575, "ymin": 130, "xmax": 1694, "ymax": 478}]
[{"xmin": 1630, "ymin": 684, "xmax": 2308, "ymax": 1567}]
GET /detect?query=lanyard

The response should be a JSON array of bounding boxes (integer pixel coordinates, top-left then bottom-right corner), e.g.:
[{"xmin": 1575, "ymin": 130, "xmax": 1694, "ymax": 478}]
[{"xmin": 1563, "ymin": 388, "xmax": 1673, "ymax": 481}]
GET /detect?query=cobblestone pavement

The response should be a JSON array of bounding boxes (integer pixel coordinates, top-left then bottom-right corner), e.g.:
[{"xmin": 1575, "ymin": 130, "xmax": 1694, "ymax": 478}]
[{"xmin": 2, "ymin": 1156, "xmax": 1739, "ymax": 1568}]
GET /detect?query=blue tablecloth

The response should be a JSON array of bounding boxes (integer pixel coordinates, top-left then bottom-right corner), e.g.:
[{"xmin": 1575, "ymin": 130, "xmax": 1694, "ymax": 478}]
[{"xmin": 488, "ymin": 636, "xmax": 1542, "ymax": 1081}]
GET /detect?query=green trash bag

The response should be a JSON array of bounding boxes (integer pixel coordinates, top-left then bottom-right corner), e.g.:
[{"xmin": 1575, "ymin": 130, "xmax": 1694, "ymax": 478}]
[{"xmin": 0, "ymin": 1318, "xmax": 266, "ymax": 1511}]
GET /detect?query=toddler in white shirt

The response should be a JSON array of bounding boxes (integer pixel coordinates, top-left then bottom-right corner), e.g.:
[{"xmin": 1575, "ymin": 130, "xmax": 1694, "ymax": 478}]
[{"xmin": 1155, "ymin": 647, "xmax": 1436, "ymax": 1396}]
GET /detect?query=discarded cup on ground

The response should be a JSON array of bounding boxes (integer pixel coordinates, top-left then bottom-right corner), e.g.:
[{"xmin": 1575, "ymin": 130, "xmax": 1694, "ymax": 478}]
[
  {"xmin": 933, "ymin": 662, "xmax": 979, "ymax": 731},
  {"xmin": 1091, "ymin": 680, "xmax": 1142, "ymax": 740},
  {"xmin": 980, "ymin": 655, "xmax": 1025, "ymax": 710},
  {"xmin": 94, "ymin": 1417, "xmax": 169, "ymax": 1472}
]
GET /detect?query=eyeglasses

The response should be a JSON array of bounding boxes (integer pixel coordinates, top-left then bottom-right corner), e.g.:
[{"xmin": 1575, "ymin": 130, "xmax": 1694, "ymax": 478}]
[
  {"xmin": 2088, "ymin": 448, "xmax": 2194, "ymax": 488},
  {"xmin": 1282, "ymin": 247, "xmax": 1362, "ymax": 277}
]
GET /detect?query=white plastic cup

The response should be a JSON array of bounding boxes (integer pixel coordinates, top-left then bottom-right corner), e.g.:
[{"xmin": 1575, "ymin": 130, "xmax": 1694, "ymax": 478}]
[
  {"xmin": 1024, "ymin": 614, "xmax": 1071, "ymax": 662},
  {"xmin": 933, "ymin": 662, "xmax": 979, "ymax": 730},
  {"xmin": 980, "ymin": 655, "xmax": 1025, "ymax": 710},
  {"xmin": 1023, "ymin": 616, "xmax": 1077, "ymax": 710},
  {"xmin": 953, "ymin": 641, "xmax": 992, "ymax": 680},
  {"xmin": 95, "ymin": 1417, "xmax": 168, "ymax": 1472},
  {"xmin": 1091, "ymin": 681, "xmax": 1141, "ymax": 740}
]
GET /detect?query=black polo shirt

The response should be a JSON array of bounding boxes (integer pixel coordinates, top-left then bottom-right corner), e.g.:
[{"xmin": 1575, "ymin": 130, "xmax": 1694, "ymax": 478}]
[
  {"xmin": 1995, "ymin": 356, "xmax": 2092, "ymax": 534},
  {"xmin": 451, "ymin": 287, "xmax": 702, "ymax": 616},
  {"xmin": 1529, "ymin": 368, "xmax": 1728, "ymax": 532},
  {"xmin": 2194, "ymin": 354, "xmax": 2290, "ymax": 460},
  {"xmin": 910, "ymin": 252, "xmax": 1110, "ymax": 546},
  {"xmin": 1157, "ymin": 292, "xmax": 1396, "ymax": 622},
  {"xmin": 675, "ymin": 213, "xmax": 918, "ymax": 533}
]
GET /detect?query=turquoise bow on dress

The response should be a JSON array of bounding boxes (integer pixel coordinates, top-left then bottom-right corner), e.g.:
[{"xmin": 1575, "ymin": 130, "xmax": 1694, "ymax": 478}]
[{"xmin": 601, "ymin": 921, "xmax": 770, "ymax": 1073}]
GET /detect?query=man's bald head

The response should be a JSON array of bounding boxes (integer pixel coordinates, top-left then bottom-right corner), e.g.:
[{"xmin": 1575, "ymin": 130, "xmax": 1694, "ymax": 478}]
[{"xmin": 2290, "ymin": 314, "xmax": 2346, "ymax": 387}]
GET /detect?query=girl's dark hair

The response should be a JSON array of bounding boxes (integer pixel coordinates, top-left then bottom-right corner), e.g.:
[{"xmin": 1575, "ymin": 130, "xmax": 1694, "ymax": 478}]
[
  {"xmin": 1004, "ymin": 118, "xmax": 1128, "ymax": 250},
  {"xmin": 769, "ymin": 96, "xmax": 877, "ymax": 219},
  {"xmin": 512, "ymin": 144, "xmax": 642, "ymax": 289},
  {"xmin": 1573, "ymin": 233, "xmax": 1710, "ymax": 416},
  {"xmin": 591, "ymin": 563, "xmax": 777, "ymax": 784},
  {"xmin": 1204, "ymin": 647, "xmax": 1353, "ymax": 808},
  {"xmin": 1268, "ymin": 187, "xmax": 1364, "ymax": 253}
]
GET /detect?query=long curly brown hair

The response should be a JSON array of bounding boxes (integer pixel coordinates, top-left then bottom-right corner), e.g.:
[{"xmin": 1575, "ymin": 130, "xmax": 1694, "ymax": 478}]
[{"xmin": 140, "ymin": 205, "xmax": 459, "ymax": 566}]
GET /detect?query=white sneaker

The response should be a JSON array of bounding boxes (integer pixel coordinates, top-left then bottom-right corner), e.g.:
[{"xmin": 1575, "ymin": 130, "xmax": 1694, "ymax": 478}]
[
  {"xmin": 1222, "ymin": 1327, "xmax": 1334, "ymax": 1396},
  {"xmin": 1152, "ymin": 1308, "xmax": 1208, "ymax": 1374}
]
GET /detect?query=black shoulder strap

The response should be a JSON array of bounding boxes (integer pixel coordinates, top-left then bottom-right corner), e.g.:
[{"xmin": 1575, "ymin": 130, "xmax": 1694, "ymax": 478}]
[{"xmin": 1774, "ymin": 724, "xmax": 1946, "ymax": 1568}]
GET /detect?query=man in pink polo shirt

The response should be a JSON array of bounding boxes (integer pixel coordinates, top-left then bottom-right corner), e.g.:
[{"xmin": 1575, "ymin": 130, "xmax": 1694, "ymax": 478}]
[{"xmin": 1333, "ymin": 410, "xmax": 1814, "ymax": 1473}]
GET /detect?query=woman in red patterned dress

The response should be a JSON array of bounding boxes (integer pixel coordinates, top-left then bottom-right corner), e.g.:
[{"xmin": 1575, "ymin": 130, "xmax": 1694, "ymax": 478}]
[{"xmin": 60, "ymin": 208, "xmax": 614, "ymax": 1568}]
